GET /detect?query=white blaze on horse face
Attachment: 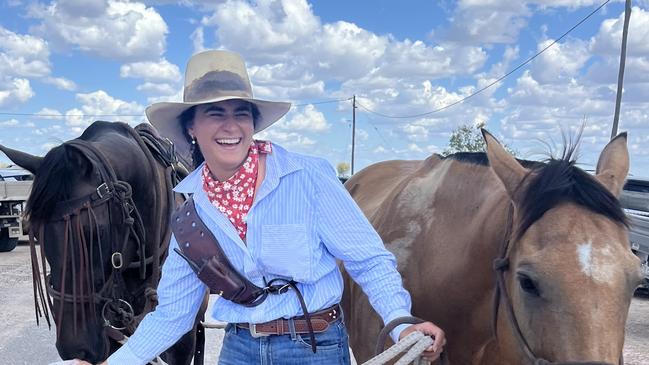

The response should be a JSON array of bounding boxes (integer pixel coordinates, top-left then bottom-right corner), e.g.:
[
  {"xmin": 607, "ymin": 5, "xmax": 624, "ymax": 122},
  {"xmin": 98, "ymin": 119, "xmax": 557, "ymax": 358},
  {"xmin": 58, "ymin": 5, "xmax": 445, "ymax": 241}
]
[{"xmin": 576, "ymin": 241, "xmax": 617, "ymax": 285}]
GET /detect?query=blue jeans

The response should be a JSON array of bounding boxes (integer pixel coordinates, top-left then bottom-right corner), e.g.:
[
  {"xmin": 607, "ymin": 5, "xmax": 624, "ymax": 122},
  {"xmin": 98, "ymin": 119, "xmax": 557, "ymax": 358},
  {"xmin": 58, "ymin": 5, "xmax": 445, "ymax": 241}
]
[{"xmin": 218, "ymin": 317, "xmax": 351, "ymax": 365}]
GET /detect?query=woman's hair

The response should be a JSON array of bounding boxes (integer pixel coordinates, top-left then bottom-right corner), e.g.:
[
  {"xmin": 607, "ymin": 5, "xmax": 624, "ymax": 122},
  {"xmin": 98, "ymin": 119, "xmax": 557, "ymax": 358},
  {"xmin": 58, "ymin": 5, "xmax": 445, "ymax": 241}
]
[{"xmin": 179, "ymin": 101, "xmax": 261, "ymax": 168}]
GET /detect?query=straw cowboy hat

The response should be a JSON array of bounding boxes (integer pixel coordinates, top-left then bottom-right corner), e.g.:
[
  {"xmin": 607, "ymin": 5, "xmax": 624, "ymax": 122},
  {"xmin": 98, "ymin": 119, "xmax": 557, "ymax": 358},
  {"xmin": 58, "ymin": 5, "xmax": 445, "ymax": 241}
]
[{"xmin": 146, "ymin": 50, "xmax": 291, "ymax": 160}]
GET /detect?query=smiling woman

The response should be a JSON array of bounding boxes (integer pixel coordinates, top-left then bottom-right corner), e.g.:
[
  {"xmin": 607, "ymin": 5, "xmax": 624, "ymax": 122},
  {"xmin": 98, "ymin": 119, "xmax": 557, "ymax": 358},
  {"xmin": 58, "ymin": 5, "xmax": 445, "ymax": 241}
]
[{"xmin": 72, "ymin": 49, "xmax": 448, "ymax": 365}]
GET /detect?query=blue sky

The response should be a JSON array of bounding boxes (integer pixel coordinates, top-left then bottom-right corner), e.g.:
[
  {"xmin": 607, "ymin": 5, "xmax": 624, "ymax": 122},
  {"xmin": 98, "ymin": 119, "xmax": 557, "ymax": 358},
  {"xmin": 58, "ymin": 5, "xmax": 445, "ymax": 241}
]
[{"xmin": 1, "ymin": 0, "xmax": 648, "ymax": 176}]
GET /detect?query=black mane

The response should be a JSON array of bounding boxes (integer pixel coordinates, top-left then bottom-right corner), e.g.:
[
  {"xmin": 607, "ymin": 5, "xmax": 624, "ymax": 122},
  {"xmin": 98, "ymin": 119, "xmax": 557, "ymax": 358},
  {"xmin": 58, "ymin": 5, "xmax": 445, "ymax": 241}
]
[
  {"xmin": 24, "ymin": 121, "xmax": 132, "ymax": 224},
  {"xmin": 442, "ymin": 150, "xmax": 627, "ymax": 238},
  {"xmin": 441, "ymin": 151, "xmax": 541, "ymax": 169},
  {"xmin": 516, "ymin": 156, "xmax": 628, "ymax": 239},
  {"xmin": 25, "ymin": 145, "xmax": 91, "ymax": 224}
]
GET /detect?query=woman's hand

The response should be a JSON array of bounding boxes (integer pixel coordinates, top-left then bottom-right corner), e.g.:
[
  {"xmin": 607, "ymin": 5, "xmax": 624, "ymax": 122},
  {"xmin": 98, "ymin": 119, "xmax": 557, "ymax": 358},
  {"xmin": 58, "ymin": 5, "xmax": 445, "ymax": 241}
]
[{"xmin": 399, "ymin": 321, "xmax": 446, "ymax": 362}]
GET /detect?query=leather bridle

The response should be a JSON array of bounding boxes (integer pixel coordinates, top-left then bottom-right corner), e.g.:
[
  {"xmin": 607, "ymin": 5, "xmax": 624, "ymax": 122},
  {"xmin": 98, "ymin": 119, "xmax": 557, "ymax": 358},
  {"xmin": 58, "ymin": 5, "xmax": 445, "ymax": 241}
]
[
  {"xmin": 29, "ymin": 125, "xmax": 184, "ymax": 341},
  {"xmin": 492, "ymin": 204, "xmax": 623, "ymax": 365}
]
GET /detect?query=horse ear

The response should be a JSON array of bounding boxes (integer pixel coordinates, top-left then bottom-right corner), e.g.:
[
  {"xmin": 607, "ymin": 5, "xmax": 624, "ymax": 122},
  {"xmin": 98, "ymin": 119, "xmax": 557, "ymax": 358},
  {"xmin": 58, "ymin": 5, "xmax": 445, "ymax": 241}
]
[
  {"xmin": 0, "ymin": 144, "xmax": 43, "ymax": 174},
  {"xmin": 595, "ymin": 132, "xmax": 629, "ymax": 198},
  {"xmin": 482, "ymin": 129, "xmax": 528, "ymax": 202}
]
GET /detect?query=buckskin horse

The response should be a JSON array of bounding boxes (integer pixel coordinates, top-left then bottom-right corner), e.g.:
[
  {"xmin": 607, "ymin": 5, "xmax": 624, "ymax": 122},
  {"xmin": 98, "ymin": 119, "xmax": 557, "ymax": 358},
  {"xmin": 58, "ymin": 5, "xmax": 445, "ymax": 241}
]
[
  {"xmin": 0, "ymin": 121, "xmax": 207, "ymax": 364},
  {"xmin": 342, "ymin": 130, "xmax": 643, "ymax": 364}
]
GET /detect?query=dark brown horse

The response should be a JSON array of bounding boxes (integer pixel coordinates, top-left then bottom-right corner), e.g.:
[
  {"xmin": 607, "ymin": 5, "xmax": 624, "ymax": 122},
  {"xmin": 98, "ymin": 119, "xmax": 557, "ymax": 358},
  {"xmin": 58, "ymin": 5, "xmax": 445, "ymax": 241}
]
[
  {"xmin": 0, "ymin": 121, "xmax": 206, "ymax": 364},
  {"xmin": 342, "ymin": 131, "xmax": 643, "ymax": 364}
]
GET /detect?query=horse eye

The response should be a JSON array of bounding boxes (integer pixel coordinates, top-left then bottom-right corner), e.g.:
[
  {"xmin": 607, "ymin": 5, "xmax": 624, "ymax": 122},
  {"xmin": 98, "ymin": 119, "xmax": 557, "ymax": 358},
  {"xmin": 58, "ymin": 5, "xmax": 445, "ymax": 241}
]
[{"xmin": 518, "ymin": 274, "xmax": 540, "ymax": 297}]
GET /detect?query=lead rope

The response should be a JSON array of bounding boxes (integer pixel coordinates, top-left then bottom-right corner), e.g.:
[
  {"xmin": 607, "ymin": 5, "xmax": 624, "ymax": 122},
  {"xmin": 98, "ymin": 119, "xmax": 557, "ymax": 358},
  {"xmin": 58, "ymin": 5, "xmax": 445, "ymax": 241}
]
[
  {"xmin": 364, "ymin": 316, "xmax": 448, "ymax": 365},
  {"xmin": 362, "ymin": 331, "xmax": 433, "ymax": 365}
]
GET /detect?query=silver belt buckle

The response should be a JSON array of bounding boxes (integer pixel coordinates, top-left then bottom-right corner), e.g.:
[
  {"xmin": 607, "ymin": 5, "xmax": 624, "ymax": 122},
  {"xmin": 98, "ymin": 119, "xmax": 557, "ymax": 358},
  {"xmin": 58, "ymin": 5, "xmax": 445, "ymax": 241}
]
[{"xmin": 249, "ymin": 323, "xmax": 270, "ymax": 338}]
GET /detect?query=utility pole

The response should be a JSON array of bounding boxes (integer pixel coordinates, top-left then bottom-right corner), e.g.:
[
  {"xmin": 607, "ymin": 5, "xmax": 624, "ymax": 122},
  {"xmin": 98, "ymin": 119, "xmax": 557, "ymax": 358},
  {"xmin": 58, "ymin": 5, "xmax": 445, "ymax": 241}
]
[
  {"xmin": 611, "ymin": 0, "xmax": 632, "ymax": 139},
  {"xmin": 351, "ymin": 95, "xmax": 356, "ymax": 175}
]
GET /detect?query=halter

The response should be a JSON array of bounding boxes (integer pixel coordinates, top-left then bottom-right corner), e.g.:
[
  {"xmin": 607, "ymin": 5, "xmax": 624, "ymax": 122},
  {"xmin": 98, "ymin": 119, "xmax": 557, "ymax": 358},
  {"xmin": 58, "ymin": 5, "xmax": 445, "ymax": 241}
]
[
  {"xmin": 29, "ymin": 125, "xmax": 184, "ymax": 341},
  {"xmin": 492, "ymin": 204, "xmax": 623, "ymax": 365}
]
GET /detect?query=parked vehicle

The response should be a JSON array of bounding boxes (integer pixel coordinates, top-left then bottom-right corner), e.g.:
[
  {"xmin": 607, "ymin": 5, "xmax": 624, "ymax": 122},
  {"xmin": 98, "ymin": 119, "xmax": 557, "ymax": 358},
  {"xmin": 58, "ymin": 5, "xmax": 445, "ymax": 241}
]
[
  {"xmin": 621, "ymin": 176, "xmax": 649, "ymax": 289},
  {"xmin": 0, "ymin": 167, "xmax": 32, "ymax": 252}
]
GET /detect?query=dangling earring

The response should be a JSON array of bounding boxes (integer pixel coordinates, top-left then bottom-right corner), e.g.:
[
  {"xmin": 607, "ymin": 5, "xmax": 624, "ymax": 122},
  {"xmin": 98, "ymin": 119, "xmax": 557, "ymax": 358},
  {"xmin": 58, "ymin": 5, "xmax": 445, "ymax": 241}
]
[{"xmin": 191, "ymin": 136, "xmax": 196, "ymax": 145}]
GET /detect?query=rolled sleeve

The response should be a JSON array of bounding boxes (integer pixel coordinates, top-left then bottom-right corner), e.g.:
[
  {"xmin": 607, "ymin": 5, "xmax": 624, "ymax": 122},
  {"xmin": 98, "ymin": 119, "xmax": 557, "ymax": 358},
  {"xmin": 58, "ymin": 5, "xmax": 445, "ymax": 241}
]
[{"xmin": 312, "ymin": 159, "xmax": 412, "ymax": 342}]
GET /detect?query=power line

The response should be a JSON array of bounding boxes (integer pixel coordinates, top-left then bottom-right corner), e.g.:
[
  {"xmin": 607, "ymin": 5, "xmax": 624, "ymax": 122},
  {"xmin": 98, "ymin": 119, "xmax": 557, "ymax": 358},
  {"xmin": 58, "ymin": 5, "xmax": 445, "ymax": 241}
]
[
  {"xmin": 0, "ymin": 98, "xmax": 353, "ymax": 118},
  {"xmin": 362, "ymin": 117, "xmax": 393, "ymax": 150},
  {"xmin": 294, "ymin": 97, "xmax": 352, "ymax": 107},
  {"xmin": 357, "ymin": 0, "xmax": 612, "ymax": 119}
]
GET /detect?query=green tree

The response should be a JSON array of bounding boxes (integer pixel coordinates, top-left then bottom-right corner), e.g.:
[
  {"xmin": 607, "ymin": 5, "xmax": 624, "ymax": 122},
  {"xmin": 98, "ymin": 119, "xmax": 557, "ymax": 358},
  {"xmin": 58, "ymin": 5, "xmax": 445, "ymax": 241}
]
[
  {"xmin": 336, "ymin": 162, "xmax": 350, "ymax": 178},
  {"xmin": 442, "ymin": 122, "xmax": 516, "ymax": 156}
]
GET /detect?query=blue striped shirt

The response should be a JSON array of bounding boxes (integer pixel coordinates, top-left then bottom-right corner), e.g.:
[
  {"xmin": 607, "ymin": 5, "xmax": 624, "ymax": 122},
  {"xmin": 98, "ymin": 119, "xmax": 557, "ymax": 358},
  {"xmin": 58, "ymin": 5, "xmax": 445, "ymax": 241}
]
[{"xmin": 108, "ymin": 143, "xmax": 412, "ymax": 364}]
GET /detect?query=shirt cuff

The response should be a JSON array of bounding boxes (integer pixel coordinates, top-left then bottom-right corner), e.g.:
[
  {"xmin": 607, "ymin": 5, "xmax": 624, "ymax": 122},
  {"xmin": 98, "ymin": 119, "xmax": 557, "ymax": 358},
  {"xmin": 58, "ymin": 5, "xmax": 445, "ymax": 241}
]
[
  {"xmin": 384, "ymin": 309, "xmax": 412, "ymax": 344},
  {"xmin": 390, "ymin": 323, "xmax": 411, "ymax": 344},
  {"xmin": 106, "ymin": 342, "xmax": 148, "ymax": 365}
]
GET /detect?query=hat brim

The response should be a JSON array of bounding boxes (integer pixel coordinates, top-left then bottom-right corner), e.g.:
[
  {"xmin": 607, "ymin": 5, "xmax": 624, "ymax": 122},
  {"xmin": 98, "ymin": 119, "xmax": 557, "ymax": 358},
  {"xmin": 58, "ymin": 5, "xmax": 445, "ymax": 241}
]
[{"xmin": 146, "ymin": 96, "xmax": 291, "ymax": 163}]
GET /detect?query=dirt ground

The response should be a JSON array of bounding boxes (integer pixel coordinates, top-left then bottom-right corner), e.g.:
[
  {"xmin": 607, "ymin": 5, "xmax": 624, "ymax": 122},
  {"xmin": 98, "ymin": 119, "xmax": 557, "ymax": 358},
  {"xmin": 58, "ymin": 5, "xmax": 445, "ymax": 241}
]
[{"xmin": 0, "ymin": 244, "xmax": 647, "ymax": 364}]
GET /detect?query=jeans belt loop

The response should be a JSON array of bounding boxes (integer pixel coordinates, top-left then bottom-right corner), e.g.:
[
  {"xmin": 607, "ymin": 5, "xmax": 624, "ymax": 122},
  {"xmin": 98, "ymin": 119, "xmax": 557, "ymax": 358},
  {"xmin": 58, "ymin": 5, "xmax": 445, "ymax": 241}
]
[{"xmin": 288, "ymin": 318, "xmax": 297, "ymax": 341}]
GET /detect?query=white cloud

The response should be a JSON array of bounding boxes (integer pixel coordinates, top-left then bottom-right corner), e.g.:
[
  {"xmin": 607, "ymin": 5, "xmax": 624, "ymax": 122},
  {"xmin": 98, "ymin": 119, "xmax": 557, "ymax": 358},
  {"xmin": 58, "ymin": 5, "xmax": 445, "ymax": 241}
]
[
  {"xmin": 41, "ymin": 141, "xmax": 61, "ymax": 152},
  {"xmin": 379, "ymin": 41, "xmax": 487, "ymax": 81},
  {"xmin": 356, "ymin": 128, "xmax": 369, "ymax": 141},
  {"xmin": 249, "ymin": 63, "xmax": 325, "ymax": 100},
  {"xmin": 442, "ymin": 1, "xmax": 530, "ymax": 44},
  {"xmin": 0, "ymin": 26, "xmax": 50, "ymax": 78},
  {"xmin": 190, "ymin": 26, "xmax": 206, "ymax": 54},
  {"xmin": 255, "ymin": 128, "xmax": 316, "ymax": 150},
  {"xmin": 205, "ymin": 0, "xmax": 487, "ymax": 96},
  {"xmin": 57, "ymin": 0, "xmax": 108, "ymax": 17},
  {"xmin": 44, "ymin": 76, "xmax": 77, "ymax": 90},
  {"xmin": 65, "ymin": 90, "xmax": 144, "ymax": 133},
  {"xmin": 531, "ymin": 38, "xmax": 591, "ymax": 84},
  {"xmin": 0, "ymin": 78, "xmax": 34, "ymax": 107},
  {"xmin": 205, "ymin": 0, "xmax": 320, "ymax": 60},
  {"xmin": 0, "ymin": 119, "xmax": 19, "ymax": 126},
  {"xmin": 441, "ymin": 1, "xmax": 617, "ymax": 46},
  {"xmin": 136, "ymin": 82, "xmax": 177, "ymax": 96},
  {"xmin": 29, "ymin": 0, "xmax": 168, "ymax": 62},
  {"xmin": 146, "ymin": 87, "xmax": 183, "ymax": 104},
  {"xmin": 591, "ymin": 7, "xmax": 649, "ymax": 56},
  {"xmin": 278, "ymin": 104, "xmax": 329, "ymax": 132},
  {"xmin": 531, "ymin": 0, "xmax": 603, "ymax": 8},
  {"xmin": 35, "ymin": 107, "xmax": 64, "ymax": 120},
  {"xmin": 120, "ymin": 59, "xmax": 181, "ymax": 83}
]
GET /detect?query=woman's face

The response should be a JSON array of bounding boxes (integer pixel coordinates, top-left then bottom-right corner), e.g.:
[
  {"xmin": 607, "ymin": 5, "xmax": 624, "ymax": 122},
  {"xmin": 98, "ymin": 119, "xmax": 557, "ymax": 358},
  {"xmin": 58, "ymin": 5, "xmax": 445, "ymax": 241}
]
[{"xmin": 188, "ymin": 99, "xmax": 255, "ymax": 178}]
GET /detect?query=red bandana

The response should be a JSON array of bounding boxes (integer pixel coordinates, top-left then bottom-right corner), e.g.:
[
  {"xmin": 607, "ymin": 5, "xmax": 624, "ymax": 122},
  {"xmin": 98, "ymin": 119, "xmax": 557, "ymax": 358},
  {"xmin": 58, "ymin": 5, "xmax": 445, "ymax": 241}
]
[{"xmin": 202, "ymin": 140, "xmax": 272, "ymax": 241}]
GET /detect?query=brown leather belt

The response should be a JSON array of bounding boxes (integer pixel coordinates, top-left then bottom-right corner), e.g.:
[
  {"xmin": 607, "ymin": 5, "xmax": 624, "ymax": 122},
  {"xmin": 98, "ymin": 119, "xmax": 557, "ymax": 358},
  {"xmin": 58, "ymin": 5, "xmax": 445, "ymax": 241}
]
[{"xmin": 236, "ymin": 304, "xmax": 341, "ymax": 338}]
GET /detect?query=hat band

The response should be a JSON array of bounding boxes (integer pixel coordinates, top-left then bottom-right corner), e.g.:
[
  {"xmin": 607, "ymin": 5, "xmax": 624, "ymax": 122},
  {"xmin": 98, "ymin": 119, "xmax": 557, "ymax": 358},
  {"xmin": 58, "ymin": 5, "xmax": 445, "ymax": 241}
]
[{"xmin": 184, "ymin": 70, "xmax": 253, "ymax": 103}]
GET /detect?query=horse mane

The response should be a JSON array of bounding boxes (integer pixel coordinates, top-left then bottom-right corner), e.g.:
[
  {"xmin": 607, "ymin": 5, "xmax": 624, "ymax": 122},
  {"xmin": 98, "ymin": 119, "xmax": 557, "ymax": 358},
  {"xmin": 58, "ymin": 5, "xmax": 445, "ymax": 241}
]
[
  {"xmin": 440, "ymin": 151, "xmax": 541, "ymax": 169},
  {"xmin": 441, "ymin": 149, "xmax": 628, "ymax": 239},
  {"xmin": 25, "ymin": 145, "xmax": 91, "ymax": 224},
  {"xmin": 516, "ymin": 149, "xmax": 628, "ymax": 240},
  {"xmin": 25, "ymin": 121, "xmax": 137, "ymax": 225}
]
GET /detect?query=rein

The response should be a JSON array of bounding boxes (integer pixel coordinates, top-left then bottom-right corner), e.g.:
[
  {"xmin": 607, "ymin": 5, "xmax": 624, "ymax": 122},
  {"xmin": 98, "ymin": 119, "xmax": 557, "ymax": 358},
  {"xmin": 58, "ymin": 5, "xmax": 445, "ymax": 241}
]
[{"xmin": 492, "ymin": 204, "xmax": 622, "ymax": 365}]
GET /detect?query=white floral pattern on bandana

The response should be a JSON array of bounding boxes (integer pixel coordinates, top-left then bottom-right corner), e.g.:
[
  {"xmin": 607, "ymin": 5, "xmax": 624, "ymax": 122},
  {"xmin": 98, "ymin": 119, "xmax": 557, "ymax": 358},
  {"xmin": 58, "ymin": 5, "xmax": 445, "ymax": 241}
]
[{"xmin": 202, "ymin": 140, "xmax": 272, "ymax": 241}]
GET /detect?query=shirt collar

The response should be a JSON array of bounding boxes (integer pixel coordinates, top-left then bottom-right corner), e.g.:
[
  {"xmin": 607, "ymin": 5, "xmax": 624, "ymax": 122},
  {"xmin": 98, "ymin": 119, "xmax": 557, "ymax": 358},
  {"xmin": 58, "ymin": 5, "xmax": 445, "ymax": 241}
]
[{"xmin": 173, "ymin": 142, "xmax": 302, "ymax": 195}]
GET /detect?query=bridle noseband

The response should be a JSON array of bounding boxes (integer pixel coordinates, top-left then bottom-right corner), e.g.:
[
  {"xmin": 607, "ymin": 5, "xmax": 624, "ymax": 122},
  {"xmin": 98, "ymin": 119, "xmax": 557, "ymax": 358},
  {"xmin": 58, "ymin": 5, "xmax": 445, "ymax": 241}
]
[{"xmin": 492, "ymin": 204, "xmax": 622, "ymax": 365}]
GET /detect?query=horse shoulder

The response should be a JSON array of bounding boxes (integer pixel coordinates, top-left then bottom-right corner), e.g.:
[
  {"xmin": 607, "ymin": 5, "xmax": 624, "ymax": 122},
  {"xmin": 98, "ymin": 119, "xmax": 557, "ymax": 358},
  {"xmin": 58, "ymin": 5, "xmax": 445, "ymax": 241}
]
[{"xmin": 345, "ymin": 158, "xmax": 427, "ymax": 219}]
